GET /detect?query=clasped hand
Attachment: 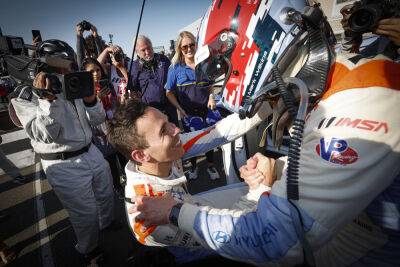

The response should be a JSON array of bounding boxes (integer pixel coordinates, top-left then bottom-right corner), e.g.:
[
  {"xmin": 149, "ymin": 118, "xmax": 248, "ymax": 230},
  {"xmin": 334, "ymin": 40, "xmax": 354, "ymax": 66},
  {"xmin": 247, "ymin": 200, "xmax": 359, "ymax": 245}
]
[{"xmin": 239, "ymin": 152, "xmax": 276, "ymax": 190}]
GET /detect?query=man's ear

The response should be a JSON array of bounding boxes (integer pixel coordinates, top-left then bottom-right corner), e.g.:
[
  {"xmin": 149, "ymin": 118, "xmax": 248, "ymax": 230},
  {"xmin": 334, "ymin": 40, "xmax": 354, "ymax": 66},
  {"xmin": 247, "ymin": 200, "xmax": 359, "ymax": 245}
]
[{"xmin": 131, "ymin": 149, "xmax": 151, "ymax": 163}]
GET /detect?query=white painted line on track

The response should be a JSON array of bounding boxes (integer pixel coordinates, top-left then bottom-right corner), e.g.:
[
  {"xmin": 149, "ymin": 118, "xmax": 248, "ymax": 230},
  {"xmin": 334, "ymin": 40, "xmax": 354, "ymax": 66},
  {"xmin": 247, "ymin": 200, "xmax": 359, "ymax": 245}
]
[{"xmin": 34, "ymin": 156, "xmax": 55, "ymax": 267}]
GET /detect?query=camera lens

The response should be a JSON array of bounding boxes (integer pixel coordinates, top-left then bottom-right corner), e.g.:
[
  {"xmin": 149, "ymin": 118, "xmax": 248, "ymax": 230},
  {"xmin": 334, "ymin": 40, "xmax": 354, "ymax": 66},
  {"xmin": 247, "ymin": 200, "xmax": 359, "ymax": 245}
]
[
  {"xmin": 113, "ymin": 53, "xmax": 123, "ymax": 62},
  {"xmin": 349, "ymin": 5, "xmax": 381, "ymax": 33},
  {"xmin": 68, "ymin": 76, "xmax": 80, "ymax": 93}
]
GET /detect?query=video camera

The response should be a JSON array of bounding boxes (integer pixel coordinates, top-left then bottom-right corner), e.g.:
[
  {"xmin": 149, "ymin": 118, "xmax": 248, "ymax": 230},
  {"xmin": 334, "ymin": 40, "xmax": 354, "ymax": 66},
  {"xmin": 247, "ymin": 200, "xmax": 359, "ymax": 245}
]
[
  {"xmin": 0, "ymin": 35, "xmax": 93, "ymax": 100},
  {"xmin": 349, "ymin": 0, "xmax": 400, "ymax": 33}
]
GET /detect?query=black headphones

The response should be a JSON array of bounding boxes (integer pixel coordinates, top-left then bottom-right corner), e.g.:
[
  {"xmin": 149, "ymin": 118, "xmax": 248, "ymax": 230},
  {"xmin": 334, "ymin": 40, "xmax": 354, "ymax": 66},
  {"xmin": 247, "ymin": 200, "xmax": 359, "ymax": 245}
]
[{"xmin": 139, "ymin": 54, "xmax": 158, "ymax": 71}]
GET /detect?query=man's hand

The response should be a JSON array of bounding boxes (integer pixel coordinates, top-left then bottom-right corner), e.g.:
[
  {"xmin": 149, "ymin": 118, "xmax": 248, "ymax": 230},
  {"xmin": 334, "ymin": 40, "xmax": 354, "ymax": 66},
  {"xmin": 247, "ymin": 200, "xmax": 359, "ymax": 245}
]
[
  {"xmin": 97, "ymin": 85, "xmax": 110, "ymax": 99},
  {"xmin": 90, "ymin": 24, "xmax": 98, "ymax": 38},
  {"xmin": 129, "ymin": 194, "xmax": 178, "ymax": 228},
  {"xmin": 239, "ymin": 157, "xmax": 265, "ymax": 190},
  {"xmin": 112, "ymin": 58, "xmax": 125, "ymax": 69},
  {"xmin": 253, "ymin": 152, "xmax": 276, "ymax": 187},
  {"xmin": 375, "ymin": 18, "xmax": 400, "ymax": 46},
  {"xmin": 207, "ymin": 95, "xmax": 216, "ymax": 110},
  {"xmin": 76, "ymin": 24, "xmax": 83, "ymax": 36},
  {"xmin": 107, "ymin": 45, "xmax": 122, "ymax": 55},
  {"xmin": 33, "ymin": 72, "xmax": 57, "ymax": 101},
  {"xmin": 340, "ymin": 4, "xmax": 355, "ymax": 35},
  {"xmin": 32, "ymin": 36, "xmax": 41, "ymax": 46},
  {"xmin": 240, "ymin": 153, "xmax": 276, "ymax": 188},
  {"xmin": 178, "ymin": 107, "xmax": 188, "ymax": 118}
]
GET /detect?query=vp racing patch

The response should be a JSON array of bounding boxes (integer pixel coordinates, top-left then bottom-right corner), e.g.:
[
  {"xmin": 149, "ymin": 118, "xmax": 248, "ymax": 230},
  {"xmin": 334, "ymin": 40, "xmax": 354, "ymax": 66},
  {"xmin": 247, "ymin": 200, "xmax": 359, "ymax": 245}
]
[{"xmin": 316, "ymin": 138, "xmax": 358, "ymax": 165}]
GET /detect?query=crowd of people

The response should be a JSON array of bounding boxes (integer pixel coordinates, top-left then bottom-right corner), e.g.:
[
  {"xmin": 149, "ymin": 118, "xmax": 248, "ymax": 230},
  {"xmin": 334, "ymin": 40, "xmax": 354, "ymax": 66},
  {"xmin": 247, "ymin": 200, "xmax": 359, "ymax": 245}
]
[
  {"xmin": 1, "ymin": 0, "xmax": 400, "ymax": 266},
  {"xmin": 2, "ymin": 15, "xmax": 225, "ymax": 266}
]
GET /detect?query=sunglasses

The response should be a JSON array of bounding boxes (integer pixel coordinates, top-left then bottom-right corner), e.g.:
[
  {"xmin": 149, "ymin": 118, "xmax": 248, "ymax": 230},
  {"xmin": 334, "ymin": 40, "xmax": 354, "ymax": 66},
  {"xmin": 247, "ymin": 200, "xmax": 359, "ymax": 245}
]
[{"xmin": 181, "ymin": 43, "xmax": 195, "ymax": 52}]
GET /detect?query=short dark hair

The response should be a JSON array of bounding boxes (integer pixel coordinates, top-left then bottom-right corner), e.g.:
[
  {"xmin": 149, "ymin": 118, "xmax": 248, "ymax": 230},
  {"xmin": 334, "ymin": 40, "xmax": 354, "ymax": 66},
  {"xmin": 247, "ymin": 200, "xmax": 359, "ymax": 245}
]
[{"xmin": 106, "ymin": 100, "xmax": 149, "ymax": 160}]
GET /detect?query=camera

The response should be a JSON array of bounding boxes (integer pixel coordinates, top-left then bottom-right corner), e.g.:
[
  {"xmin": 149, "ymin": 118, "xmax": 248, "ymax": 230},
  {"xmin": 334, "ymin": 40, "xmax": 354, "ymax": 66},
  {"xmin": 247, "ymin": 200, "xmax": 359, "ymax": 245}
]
[
  {"xmin": 348, "ymin": 0, "xmax": 400, "ymax": 33},
  {"xmin": 46, "ymin": 72, "xmax": 94, "ymax": 100},
  {"xmin": 111, "ymin": 51, "xmax": 124, "ymax": 62},
  {"xmin": 1, "ymin": 35, "xmax": 93, "ymax": 100},
  {"xmin": 78, "ymin": 20, "xmax": 92, "ymax": 31},
  {"xmin": 98, "ymin": 78, "xmax": 109, "ymax": 89}
]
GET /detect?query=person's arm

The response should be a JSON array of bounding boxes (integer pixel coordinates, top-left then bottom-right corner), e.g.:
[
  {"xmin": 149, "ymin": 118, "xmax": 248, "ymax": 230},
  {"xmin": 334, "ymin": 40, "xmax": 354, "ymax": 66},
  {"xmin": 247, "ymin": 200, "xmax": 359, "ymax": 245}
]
[
  {"xmin": 374, "ymin": 18, "xmax": 400, "ymax": 46},
  {"xmin": 75, "ymin": 24, "xmax": 85, "ymax": 70},
  {"xmin": 12, "ymin": 98, "xmax": 62, "ymax": 143},
  {"xmin": 207, "ymin": 86, "xmax": 216, "ymax": 110},
  {"xmin": 138, "ymin": 127, "xmax": 400, "ymax": 266},
  {"xmin": 135, "ymin": 70, "xmax": 400, "ymax": 265},
  {"xmin": 166, "ymin": 91, "xmax": 186, "ymax": 118},
  {"xmin": 90, "ymin": 24, "xmax": 105, "ymax": 57},
  {"xmin": 11, "ymin": 74, "xmax": 62, "ymax": 143},
  {"xmin": 115, "ymin": 62, "xmax": 128, "ymax": 81},
  {"xmin": 181, "ymin": 102, "xmax": 272, "ymax": 159},
  {"xmin": 125, "ymin": 174, "xmax": 208, "ymax": 248},
  {"xmin": 178, "ymin": 90, "xmax": 400, "ymax": 265},
  {"xmin": 82, "ymin": 94, "xmax": 105, "ymax": 127},
  {"xmin": 233, "ymin": 153, "xmax": 276, "ymax": 208},
  {"xmin": 97, "ymin": 46, "xmax": 113, "ymax": 65}
]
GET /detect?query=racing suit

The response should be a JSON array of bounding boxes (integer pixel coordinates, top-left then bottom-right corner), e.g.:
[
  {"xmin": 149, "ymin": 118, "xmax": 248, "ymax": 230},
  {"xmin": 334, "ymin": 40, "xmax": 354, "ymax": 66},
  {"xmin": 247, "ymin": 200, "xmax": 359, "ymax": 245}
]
[
  {"xmin": 125, "ymin": 103, "xmax": 272, "ymax": 260},
  {"xmin": 11, "ymin": 90, "xmax": 114, "ymax": 254},
  {"xmin": 175, "ymin": 54, "xmax": 400, "ymax": 266}
]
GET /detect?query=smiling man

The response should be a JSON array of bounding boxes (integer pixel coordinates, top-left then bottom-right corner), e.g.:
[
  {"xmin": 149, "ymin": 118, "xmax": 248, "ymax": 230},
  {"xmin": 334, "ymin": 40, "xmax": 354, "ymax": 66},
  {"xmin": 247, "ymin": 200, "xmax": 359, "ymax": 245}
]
[{"xmin": 106, "ymin": 99, "xmax": 271, "ymax": 263}]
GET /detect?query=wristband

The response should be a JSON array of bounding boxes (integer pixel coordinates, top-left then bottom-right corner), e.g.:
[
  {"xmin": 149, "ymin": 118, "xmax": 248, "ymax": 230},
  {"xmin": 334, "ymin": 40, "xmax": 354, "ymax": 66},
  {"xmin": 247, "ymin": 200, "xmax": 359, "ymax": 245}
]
[{"xmin": 169, "ymin": 202, "xmax": 183, "ymax": 227}]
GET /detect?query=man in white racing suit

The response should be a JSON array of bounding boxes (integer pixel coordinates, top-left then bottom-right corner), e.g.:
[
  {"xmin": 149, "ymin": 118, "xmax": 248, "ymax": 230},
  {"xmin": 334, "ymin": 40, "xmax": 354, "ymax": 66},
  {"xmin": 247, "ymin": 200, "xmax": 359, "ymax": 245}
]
[
  {"xmin": 131, "ymin": 0, "xmax": 400, "ymax": 266},
  {"xmin": 10, "ymin": 40, "xmax": 114, "ymax": 261},
  {"xmin": 106, "ymin": 99, "xmax": 271, "ymax": 262},
  {"xmin": 174, "ymin": 53, "xmax": 400, "ymax": 266}
]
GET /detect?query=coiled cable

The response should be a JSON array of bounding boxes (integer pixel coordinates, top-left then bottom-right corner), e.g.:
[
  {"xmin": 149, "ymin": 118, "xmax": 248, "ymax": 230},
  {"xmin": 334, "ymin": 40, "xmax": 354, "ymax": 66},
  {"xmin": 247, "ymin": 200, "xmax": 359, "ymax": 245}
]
[{"xmin": 272, "ymin": 67, "xmax": 297, "ymax": 119}]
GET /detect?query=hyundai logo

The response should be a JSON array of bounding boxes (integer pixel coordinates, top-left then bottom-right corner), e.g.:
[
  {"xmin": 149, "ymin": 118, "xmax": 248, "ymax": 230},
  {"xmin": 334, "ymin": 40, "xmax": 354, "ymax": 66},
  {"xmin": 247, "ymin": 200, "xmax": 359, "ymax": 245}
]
[{"xmin": 212, "ymin": 231, "xmax": 231, "ymax": 244}]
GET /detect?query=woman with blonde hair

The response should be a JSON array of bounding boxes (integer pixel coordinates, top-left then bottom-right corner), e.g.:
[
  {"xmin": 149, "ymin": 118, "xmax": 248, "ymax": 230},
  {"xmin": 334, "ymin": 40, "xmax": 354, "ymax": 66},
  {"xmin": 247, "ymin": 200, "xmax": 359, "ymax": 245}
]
[{"xmin": 165, "ymin": 31, "xmax": 222, "ymax": 181}]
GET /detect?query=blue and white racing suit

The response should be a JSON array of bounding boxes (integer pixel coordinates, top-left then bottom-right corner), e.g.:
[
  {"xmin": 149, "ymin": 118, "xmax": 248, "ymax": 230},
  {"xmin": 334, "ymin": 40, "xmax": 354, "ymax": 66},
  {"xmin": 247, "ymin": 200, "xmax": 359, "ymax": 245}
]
[{"xmin": 176, "ymin": 54, "xmax": 400, "ymax": 266}]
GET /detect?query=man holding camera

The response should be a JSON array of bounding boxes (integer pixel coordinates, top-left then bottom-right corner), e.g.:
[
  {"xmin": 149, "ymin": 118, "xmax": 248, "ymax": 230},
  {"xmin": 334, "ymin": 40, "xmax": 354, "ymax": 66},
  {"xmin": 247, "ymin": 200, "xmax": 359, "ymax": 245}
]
[
  {"xmin": 11, "ymin": 40, "xmax": 114, "ymax": 263},
  {"xmin": 97, "ymin": 45, "xmax": 129, "ymax": 103},
  {"xmin": 340, "ymin": 1, "xmax": 400, "ymax": 60},
  {"xmin": 76, "ymin": 20, "xmax": 107, "ymax": 69}
]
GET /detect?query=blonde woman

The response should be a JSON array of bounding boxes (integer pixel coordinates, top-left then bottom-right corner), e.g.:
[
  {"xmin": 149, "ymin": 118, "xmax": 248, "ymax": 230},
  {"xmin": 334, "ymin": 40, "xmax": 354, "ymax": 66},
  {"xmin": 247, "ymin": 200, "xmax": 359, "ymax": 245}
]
[{"xmin": 165, "ymin": 31, "xmax": 221, "ymax": 180}]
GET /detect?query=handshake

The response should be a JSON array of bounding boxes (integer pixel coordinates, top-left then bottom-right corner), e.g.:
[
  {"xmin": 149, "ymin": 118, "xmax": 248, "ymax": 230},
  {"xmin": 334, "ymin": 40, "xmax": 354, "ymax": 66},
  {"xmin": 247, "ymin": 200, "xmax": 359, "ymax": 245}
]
[{"xmin": 239, "ymin": 152, "xmax": 277, "ymax": 190}]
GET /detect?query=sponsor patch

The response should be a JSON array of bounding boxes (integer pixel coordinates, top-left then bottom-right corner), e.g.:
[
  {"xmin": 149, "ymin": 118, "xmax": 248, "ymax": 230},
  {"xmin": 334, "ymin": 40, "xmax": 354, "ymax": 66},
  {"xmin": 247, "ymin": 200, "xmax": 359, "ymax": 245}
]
[
  {"xmin": 212, "ymin": 231, "xmax": 231, "ymax": 244},
  {"xmin": 317, "ymin": 117, "xmax": 388, "ymax": 134},
  {"xmin": 316, "ymin": 138, "xmax": 358, "ymax": 165}
]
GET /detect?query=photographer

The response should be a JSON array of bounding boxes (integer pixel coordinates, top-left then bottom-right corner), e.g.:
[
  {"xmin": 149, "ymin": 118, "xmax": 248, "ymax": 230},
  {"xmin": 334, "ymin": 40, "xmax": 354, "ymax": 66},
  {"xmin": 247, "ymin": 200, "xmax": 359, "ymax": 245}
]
[
  {"xmin": 11, "ymin": 40, "xmax": 114, "ymax": 264},
  {"xmin": 97, "ymin": 45, "xmax": 129, "ymax": 103},
  {"xmin": 340, "ymin": 1, "xmax": 400, "ymax": 60},
  {"xmin": 76, "ymin": 20, "xmax": 107, "ymax": 69}
]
